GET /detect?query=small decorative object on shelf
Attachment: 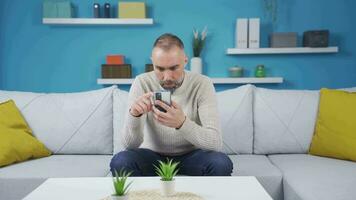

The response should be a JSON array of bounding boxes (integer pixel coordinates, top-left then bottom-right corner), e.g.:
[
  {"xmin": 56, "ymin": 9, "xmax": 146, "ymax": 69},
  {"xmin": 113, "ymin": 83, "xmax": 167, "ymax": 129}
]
[
  {"xmin": 43, "ymin": 0, "xmax": 74, "ymax": 18},
  {"xmin": 93, "ymin": 3, "xmax": 100, "ymax": 18},
  {"xmin": 229, "ymin": 66, "xmax": 244, "ymax": 77},
  {"xmin": 263, "ymin": 0, "xmax": 278, "ymax": 27},
  {"xmin": 102, "ymin": 64, "xmax": 132, "ymax": 78},
  {"xmin": 119, "ymin": 2, "xmax": 146, "ymax": 19},
  {"xmin": 104, "ymin": 3, "xmax": 111, "ymax": 18},
  {"xmin": 191, "ymin": 26, "xmax": 208, "ymax": 74},
  {"xmin": 270, "ymin": 32, "xmax": 297, "ymax": 48},
  {"xmin": 303, "ymin": 30, "xmax": 329, "ymax": 47},
  {"xmin": 255, "ymin": 65, "xmax": 266, "ymax": 78},
  {"xmin": 111, "ymin": 169, "xmax": 132, "ymax": 200},
  {"xmin": 103, "ymin": 54, "xmax": 130, "ymax": 78},
  {"xmin": 145, "ymin": 64, "xmax": 154, "ymax": 72},
  {"xmin": 154, "ymin": 159, "xmax": 180, "ymax": 197},
  {"xmin": 106, "ymin": 55, "xmax": 125, "ymax": 65}
]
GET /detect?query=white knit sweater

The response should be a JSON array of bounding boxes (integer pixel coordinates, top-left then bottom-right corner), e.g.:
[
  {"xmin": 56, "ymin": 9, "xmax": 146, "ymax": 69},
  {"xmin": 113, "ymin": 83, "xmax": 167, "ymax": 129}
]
[{"xmin": 122, "ymin": 70, "xmax": 222, "ymax": 155}]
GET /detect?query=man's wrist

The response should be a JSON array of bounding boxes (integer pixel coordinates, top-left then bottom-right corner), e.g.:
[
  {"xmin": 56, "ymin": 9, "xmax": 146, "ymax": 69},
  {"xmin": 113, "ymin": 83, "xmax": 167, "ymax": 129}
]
[{"xmin": 176, "ymin": 116, "xmax": 186, "ymax": 130}]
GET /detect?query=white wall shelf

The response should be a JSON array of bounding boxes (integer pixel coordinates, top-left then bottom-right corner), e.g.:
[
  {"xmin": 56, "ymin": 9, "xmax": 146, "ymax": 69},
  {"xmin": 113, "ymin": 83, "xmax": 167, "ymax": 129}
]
[
  {"xmin": 43, "ymin": 18, "xmax": 154, "ymax": 25},
  {"xmin": 227, "ymin": 47, "xmax": 338, "ymax": 55},
  {"xmin": 211, "ymin": 77, "xmax": 283, "ymax": 84},
  {"xmin": 98, "ymin": 78, "xmax": 134, "ymax": 85},
  {"xmin": 97, "ymin": 77, "xmax": 283, "ymax": 85}
]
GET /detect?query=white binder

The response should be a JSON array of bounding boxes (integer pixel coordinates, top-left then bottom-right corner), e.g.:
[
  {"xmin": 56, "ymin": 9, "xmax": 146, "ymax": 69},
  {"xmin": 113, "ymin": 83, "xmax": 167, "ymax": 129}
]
[
  {"xmin": 248, "ymin": 18, "xmax": 260, "ymax": 48},
  {"xmin": 236, "ymin": 18, "xmax": 248, "ymax": 48}
]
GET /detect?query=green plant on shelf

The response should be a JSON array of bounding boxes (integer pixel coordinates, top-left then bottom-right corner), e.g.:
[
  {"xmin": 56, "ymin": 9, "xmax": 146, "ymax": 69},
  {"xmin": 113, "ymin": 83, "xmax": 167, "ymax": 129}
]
[
  {"xmin": 192, "ymin": 26, "xmax": 208, "ymax": 57},
  {"xmin": 263, "ymin": 0, "xmax": 278, "ymax": 25}
]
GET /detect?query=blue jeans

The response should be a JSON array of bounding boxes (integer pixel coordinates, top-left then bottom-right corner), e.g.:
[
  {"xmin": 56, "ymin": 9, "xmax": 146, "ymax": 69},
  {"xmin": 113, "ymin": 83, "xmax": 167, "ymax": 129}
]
[{"xmin": 110, "ymin": 148, "xmax": 233, "ymax": 176}]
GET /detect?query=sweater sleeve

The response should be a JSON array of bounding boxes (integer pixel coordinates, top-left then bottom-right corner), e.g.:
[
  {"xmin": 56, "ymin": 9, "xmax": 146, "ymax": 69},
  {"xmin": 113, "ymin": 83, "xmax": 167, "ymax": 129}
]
[
  {"xmin": 176, "ymin": 78, "xmax": 223, "ymax": 152},
  {"xmin": 121, "ymin": 77, "xmax": 147, "ymax": 149}
]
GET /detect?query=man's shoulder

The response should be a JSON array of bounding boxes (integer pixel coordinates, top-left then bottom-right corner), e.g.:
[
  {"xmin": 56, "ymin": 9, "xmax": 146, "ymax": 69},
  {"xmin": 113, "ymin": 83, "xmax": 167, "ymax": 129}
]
[
  {"xmin": 134, "ymin": 71, "xmax": 157, "ymax": 84},
  {"xmin": 186, "ymin": 71, "xmax": 213, "ymax": 86}
]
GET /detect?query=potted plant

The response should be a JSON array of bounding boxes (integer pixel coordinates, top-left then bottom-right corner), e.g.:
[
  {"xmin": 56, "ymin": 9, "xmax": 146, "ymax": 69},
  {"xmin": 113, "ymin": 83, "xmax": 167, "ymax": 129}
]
[
  {"xmin": 111, "ymin": 169, "xmax": 132, "ymax": 200},
  {"xmin": 191, "ymin": 26, "xmax": 208, "ymax": 74},
  {"xmin": 154, "ymin": 159, "xmax": 180, "ymax": 197},
  {"xmin": 263, "ymin": 0, "xmax": 278, "ymax": 27}
]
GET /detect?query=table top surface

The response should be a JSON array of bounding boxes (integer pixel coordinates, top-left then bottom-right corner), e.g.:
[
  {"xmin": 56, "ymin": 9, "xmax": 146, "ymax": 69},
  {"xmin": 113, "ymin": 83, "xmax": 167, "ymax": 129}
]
[{"xmin": 23, "ymin": 176, "xmax": 273, "ymax": 200}]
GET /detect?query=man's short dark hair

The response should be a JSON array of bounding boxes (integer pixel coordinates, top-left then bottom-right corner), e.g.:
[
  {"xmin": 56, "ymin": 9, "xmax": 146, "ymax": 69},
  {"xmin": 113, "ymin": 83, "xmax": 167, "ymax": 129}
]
[{"xmin": 153, "ymin": 33, "xmax": 184, "ymax": 51}]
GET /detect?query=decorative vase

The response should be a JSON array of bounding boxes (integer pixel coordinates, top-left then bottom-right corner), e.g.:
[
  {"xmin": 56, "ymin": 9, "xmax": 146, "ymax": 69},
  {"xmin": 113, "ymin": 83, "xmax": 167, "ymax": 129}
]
[
  {"xmin": 160, "ymin": 179, "xmax": 175, "ymax": 196},
  {"xmin": 255, "ymin": 64, "xmax": 266, "ymax": 77},
  {"xmin": 111, "ymin": 195, "xmax": 128, "ymax": 200},
  {"xmin": 229, "ymin": 66, "xmax": 244, "ymax": 77},
  {"xmin": 190, "ymin": 57, "xmax": 202, "ymax": 74}
]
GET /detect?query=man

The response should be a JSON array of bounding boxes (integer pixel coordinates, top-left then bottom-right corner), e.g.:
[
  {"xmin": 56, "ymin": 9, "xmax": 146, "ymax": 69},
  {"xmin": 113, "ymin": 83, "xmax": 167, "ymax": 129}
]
[{"xmin": 110, "ymin": 33, "xmax": 233, "ymax": 176}]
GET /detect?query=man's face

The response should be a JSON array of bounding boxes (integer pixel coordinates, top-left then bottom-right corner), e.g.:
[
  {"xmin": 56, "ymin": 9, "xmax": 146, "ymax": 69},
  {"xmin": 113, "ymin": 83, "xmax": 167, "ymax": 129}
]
[{"xmin": 151, "ymin": 46, "xmax": 188, "ymax": 90}]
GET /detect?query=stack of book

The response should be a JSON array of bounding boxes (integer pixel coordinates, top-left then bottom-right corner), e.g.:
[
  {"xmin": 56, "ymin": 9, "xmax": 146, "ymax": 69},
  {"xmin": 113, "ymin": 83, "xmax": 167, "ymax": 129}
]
[{"xmin": 43, "ymin": 0, "xmax": 74, "ymax": 18}]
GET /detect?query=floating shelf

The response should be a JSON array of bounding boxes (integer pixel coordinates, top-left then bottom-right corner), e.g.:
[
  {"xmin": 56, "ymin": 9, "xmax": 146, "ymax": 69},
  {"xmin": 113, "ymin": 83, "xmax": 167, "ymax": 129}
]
[
  {"xmin": 97, "ymin": 77, "xmax": 283, "ymax": 85},
  {"xmin": 211, "ymin": 77, "xmax": 283, "ymax": 84},
  {"xmin": 42, "ymin": 18, "xmax": 154, "ymax": 25},
  {"xmin": 227, "ymin": 47, "xmax": 339, "ymax": 55},
  {"xmin": 98, "ymin": 78, "xmax": 134, "ymax": 85}
]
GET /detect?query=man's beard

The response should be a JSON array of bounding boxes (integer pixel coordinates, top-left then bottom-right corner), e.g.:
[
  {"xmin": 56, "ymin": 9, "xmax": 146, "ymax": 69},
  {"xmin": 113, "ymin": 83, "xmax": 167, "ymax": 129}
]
[{"xmin": 159, "ymin": 76, "xmax": 184, "ymax": 92}]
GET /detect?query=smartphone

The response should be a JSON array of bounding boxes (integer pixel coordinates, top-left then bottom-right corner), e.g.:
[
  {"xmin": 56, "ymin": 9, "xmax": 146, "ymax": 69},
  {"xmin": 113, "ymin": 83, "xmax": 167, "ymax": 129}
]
[{"xmin": 152, "ymin": 90, "xmax": 171, "ymax": 113}]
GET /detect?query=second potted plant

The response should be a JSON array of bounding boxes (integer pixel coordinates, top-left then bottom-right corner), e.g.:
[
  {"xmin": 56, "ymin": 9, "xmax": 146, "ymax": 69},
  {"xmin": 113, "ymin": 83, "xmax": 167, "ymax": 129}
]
[
  {"xmin": 154, "ymin": 158, "xmax": 180, "ymax": 197},
  {"xmin": 191, "ymin": 26, "xmax": 208, "ymax": 74},
  {"xmin": 111, "ymin": 169, "xmax": 132, "ymax": 200}
]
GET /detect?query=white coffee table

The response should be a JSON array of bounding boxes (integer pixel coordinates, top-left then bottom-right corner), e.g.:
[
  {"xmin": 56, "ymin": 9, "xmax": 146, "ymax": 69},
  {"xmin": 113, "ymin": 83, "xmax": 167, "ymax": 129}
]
[{"xmin": 23, "ymin": 176, "xmax": 272, "ymax": 200}]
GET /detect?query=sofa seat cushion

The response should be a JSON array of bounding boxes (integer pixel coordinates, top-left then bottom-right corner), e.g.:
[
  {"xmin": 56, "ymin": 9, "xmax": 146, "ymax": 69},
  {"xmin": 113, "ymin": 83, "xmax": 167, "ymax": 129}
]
[
  {"xmin": 0, "ymin": 155, "xmax": 112, "ymax": 178},
  {"xmin": 268, "ymin": 154, "xmax": 356, "ymax": 200},
  {"xmin": 229, "ymin": 155, "xmax": 283, "ymax": 200},
  {"xmin": 0, "ymin": 155, "xmax": 112, "ymax": 200}
]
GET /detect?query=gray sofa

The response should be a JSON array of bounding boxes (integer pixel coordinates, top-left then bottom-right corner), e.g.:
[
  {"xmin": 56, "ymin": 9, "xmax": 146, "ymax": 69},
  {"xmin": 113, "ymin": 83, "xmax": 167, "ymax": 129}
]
[{"xmin": 1, "ymin": 84, "xmax": 355, "ymax": 200}]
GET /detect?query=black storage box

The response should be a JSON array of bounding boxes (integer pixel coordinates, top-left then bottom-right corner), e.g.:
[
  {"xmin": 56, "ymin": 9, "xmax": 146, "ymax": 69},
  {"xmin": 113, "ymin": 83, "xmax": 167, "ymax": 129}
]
[
  {"xmin": 101, "ymin": 64, "xmax": 132, "ymax": 78},
  {"xmin": 303, "ymin": 30, "xmax": 329, "ymax": 47}
]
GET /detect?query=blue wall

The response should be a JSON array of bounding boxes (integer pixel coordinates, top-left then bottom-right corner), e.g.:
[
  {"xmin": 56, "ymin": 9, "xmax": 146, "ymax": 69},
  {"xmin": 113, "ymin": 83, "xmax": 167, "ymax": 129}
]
[{"xmin": 0, "ymin": 0, "xmax": 355, "ymax": 92}]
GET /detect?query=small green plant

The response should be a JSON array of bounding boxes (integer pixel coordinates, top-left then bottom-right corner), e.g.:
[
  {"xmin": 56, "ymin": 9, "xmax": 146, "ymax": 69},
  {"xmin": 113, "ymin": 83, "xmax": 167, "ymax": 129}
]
[
  {"xmin": 192, "ymin": 26, "xmax": 208, "ymax": 57},
  {"xmin": 112, "ymin": 169, "xmax": 132, "ymax": 196},
  {"xmin": 263, "ymin": 0, "xmax": 278, "ymax": 25},
  {"xmin": 154, "ymin": 159, "xmax": 180, "ymax": 181}
]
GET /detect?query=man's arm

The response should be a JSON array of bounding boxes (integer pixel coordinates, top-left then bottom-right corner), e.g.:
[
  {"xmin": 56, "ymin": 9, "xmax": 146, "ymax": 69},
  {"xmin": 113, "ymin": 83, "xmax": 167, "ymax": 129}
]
[
  {"xmin": 176, "ymin": 79, "xmax": 222, "ymax": 151},
  {"xmin": 121, "ymin": 77, "xmax": 147, "ymax": 149}
]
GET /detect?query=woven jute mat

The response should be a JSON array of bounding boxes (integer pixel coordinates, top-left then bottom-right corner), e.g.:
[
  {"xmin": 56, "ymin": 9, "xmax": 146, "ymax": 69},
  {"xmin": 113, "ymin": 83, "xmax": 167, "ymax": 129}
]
[{"xmin": 101, "ymin": 189, "xmax": 203, "ymax": 200}]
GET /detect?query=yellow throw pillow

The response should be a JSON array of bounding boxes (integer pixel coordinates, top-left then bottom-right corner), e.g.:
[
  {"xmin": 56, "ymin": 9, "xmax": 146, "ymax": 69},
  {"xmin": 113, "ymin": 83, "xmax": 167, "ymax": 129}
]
[
  {"xmin": 309, "ymin": 88, "xmax": 356, "ymax": 161},
  {"xmin": 0, "ymin": 100, "xmax": 51, "ymax": 167}
]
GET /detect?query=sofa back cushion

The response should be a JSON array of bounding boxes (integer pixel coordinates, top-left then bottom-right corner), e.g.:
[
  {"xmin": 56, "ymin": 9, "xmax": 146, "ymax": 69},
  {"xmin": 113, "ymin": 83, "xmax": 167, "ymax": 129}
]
[
  {"xmin": 253, "ymin": 87, "xmax": 320, "ymax": 154},
  {"xmin": 113, "ymin": 84, "xmax": 254, "ymax": 155},
  {"xmin": 113, "ymin": 88, "xmax": 129, "ymax": 154},
  {"xmin": 217, "ymin": 84, "xmax": 254, "ymax": 154},
  {"xmin": 0, "ymin": 86, "xmax": 115, "ymax": 155}
]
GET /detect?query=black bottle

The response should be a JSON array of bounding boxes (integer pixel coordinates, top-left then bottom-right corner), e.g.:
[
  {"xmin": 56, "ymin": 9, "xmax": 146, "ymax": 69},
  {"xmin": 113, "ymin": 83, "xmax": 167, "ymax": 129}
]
[
  {"xmin": 93, "ymin": 3, "xmax": 100, "ymax": 18},
  {"xmin": 104, "ymin": 3, "xmax": 111, "ymax": 18}
]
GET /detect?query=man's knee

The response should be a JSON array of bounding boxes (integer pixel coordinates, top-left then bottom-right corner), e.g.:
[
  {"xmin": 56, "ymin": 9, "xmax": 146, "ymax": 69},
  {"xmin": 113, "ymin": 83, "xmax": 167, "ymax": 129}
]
[
  {"xmin": 110, "ymin": 150, "xmax": 138, "ymax": 173},
  {"xmin": 206, "ymin": 151, "xmax": 233, "ymax": 176}
]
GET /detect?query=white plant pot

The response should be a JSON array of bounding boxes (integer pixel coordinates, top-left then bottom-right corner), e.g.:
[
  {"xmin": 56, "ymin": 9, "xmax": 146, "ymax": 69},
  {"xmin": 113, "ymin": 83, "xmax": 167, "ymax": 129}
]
[
  {"xmin": 160, "ymin": 179, "xmax": 175, "ymax": 196},
  {"xmin": 111, "ymin": 194, "xmax": 128, "ymax": 200},
  {"xmin": 190, "ymin": 57, "xmax": 203, "ymax": 74}
]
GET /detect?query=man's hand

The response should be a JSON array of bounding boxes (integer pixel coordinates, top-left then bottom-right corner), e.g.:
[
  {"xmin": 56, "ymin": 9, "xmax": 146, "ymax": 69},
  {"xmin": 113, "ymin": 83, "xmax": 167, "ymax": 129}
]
[
  {"xmin": 153, "ymin": 100, "xmax": 186, "ymax": 129},
  {"xmin": 130, "ymin": 92, "xmax": 153, "ymax": 117}
]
